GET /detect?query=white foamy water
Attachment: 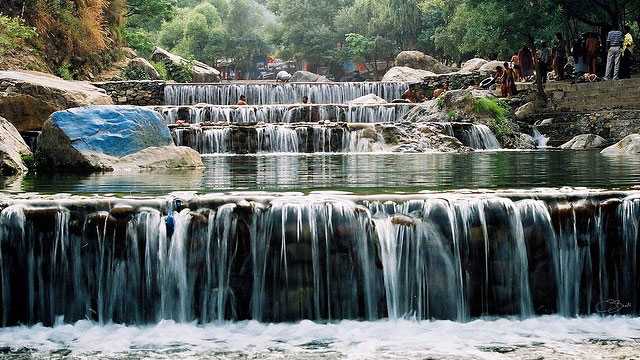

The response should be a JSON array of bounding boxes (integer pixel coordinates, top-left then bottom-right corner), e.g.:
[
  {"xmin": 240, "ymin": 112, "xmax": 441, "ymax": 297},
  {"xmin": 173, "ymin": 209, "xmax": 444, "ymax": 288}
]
[{"xmin": 1, "ymin": 317, "xmax": 639, "ymax": 359}]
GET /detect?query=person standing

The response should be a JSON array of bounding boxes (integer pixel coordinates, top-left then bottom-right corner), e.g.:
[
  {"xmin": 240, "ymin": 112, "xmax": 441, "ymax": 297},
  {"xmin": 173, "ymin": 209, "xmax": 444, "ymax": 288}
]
[
  {"xmin": 604, "ymin": 27, "xmax": 624, "ymax": 80},
  {"xmin": 552, "ymin": 33, "xmax": 567, "ymax": 80},
  {"xmin": 518, "ymin": 46, "xmax": 534, "ymax": 80},
  {"xmin": 621, "ymin": 25, "xmax": 635, "ymax": 79},
  {"xmin": 537, "ymin": 41, "xmax": 551, "ymax": 82},
  {"xmin": 585, "ymin": 32, "xmax": 601, "ymax": 74}
]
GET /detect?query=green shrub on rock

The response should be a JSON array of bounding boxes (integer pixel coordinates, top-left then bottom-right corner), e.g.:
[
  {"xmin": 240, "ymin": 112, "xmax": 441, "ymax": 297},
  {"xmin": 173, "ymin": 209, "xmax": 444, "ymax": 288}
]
[
  {"xmin": 473, "ymin": 97, "xmax": 514, "ymax": 139},
  {"xmin": 0, "ymin": 15, "xmax": 37, "ymax": 55}
]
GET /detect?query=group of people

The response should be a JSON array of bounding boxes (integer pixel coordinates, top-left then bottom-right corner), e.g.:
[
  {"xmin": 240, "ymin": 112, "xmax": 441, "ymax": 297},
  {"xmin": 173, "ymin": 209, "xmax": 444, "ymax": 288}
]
[
  {"xmin": 487, "ymin": 26, "xmax": 635, "ymax": 97},
  {"xmin": 400, "ymin": 83, "xmax": 450, "ymax": 103}
]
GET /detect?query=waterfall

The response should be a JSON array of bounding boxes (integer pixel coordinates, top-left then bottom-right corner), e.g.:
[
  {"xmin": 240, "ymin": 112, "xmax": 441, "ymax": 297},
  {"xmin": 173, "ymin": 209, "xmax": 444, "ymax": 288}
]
[
  {"xmin": 257, "ymin": 125, "xmax": 299, "ymax": 153},
  {"xmin": 459, "ymin": 124, "xmax": 501, "ymax": 150},
  {"xmin": 344, "ymin": 129, "xmax": 386, "ymax": 152},
  {"xmin": 164, "ymin": 82, "xmax": 408, "ymax": 105},
  {"xmin": 533, "ymin": 127, "xmax": 549, "ymax": 148},
  {"xmin": 1, "ymin": 192, "xmax": 638, "ymax": 326},
  {"xmin": 154, "ymin": 104, "xmax": 414, "ymax": 125},
  {"xmin": 172, "ymin": 125, "xmax": 386, "ymax": 154}
]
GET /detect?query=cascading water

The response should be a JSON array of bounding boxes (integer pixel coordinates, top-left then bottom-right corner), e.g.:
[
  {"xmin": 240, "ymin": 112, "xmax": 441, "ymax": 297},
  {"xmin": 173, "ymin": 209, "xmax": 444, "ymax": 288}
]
[
  {"xmin": 172, "ymin": 125, "xmax": 386, "ymax": 154},
  {"xmin": 2, "ymin": 192, "xmax": 639, "ymax": 326},
  {"xmin": 154, "ymin": 104, "xmax": 414, "ymax": 125},
  {"xmin": 458, "ymin": 124, "xmax": 501, "ymax": 150},
  {"xmin": 164, "ymin": 82, "xmax": 408, "ymax": 105}
]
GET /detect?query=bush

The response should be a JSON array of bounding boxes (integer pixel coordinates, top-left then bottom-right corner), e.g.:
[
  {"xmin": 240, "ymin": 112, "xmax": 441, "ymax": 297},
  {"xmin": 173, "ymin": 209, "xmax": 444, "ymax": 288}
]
[
  {"xmin": 0, "ymin": 15, "xmax": 38, "ymax": 55},
  {"xmin": 473, "ymin": 97, "xmax": 513, "ymax": 138},
  {"xmin": 152, "ymin": 61, "xmax": 169, "ymax": 80},
  {"xmin": 124, "ymin": 29, "xmax": 155, "ymax": 57},
  {"xmin": 20, "ymin": 154, "xmax": 36, "ymax": 172},
  {"xmin": 165, "ymin": 58, "xmax": 193, "ymax": 83},
  {"xmin": 121, "ymin": 65, "xmax": 150, "ymax": 80},
  {"xmin": 56, "ymin": 63, "xmax": 73, "ymax": 80}
]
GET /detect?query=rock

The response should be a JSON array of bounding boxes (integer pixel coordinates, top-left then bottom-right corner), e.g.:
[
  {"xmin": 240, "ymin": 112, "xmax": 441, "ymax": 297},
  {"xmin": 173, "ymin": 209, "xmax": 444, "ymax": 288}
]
[
  {"xmin": 382, "ymin": 66, "xmax": 436, "ymax": 82},
  {"xmin": 461, "ymin": 58, "xmax": 488, "ymax": 72},
  {"xmin": 289, "ymin": 71, "xmax": 330, "ymax": 83},
  {"xmin": 0, "ymin": 70, "xmax": 113, "ymax": 132},
  {"xmin": 515, "ymin": 102, "xmax": 536, "ymax": 120},
  {"xmin": 561, "ymin": 134, "xmax": 607, "ymax": 150},
  {"xmin": 479, "ymin": 60, "xmax": 506, "ymax": 73},
  {"xmin": 395, "ymin": 51, "xmax": 454, "ymax": 74},
  {"xmin": 277, "ymin": 71, "xmax": 292, "ymax": 82},
  {"xmin": 391, "ymin": 214, "xmax": 416, "ymax": 226},
  {"xmin": 35, "ymin": 105, "xmax": 201, "ymax": 172},
  {"xmin": 121, "ymin": 47, "xmax": 138, "ymax": 59},
  {"xmin": 125, "ymin": 58, "xmax": 161, "ymax": 80},
  {"xmin": 151, "ymin": 47, "xmax": 220, "ymax": 83},
  {"xmin": 0, "ymin": 116, "xmax": 31, "ymax": 175},
  {"xmin": 601, "ymin": 134, "xmax": 640, "ymax": 155},
  {"xmin": 513, "ymin": 133, "xmax": 537, "ymax": 149},
  {"xmin": 348, "ymin": 94, "xmax": 387, "ymax": 105},
  {"xmin": 118, "ymin": 146, "xmax": 203, "ymax": 169}
]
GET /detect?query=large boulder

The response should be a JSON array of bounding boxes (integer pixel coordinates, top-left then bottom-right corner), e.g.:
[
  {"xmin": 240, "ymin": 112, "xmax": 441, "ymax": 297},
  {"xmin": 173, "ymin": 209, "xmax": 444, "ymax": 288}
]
[
  {"xmin": 395, "ymin": 51, "xmax": 454, "ymax": 74},
  {"xmin": 0, "ymin": 116, "xmax": 32, "ymax": 175},
  {"xmin": 348, "ymin": 94, "xmax": 387, "ymax": 105},
  {"xmin": 289, "ymin": 71, "xmax": 330, "ymax": 83},
  {"xmin": 0, "ymin": 70, "xmax": 113, "ymax": 132},
  {"xmin": 125, "ymin": 58, "xmax": 161, "ymax": 80},
  {"xmin": 36, "ymin": 105, "xmax": 203, "ymax": 172},
  {"xmin": 561, "ymin": 134, "xmax": 607, "ymax": 150},
  {"xmin": 382, "ymin": 66, "xmax": 435, "ymax": 82},
  {"xmin": 515, "ymin": 102, "xmax": 536, "ymax": 120},
  {"xmin": 600, "ymin": 134, "xmax": 640, "ymax": 155},
  {"xmin": 461, "ymin": 58, "xmax": 488, "ymax": 72},
  {"xmin": 151, "ymin": 47, "xmax": 220, "ymax": 83},
  {"xmin": 479, "ymin": 61, "xmax": 506, "ymax": 73}
]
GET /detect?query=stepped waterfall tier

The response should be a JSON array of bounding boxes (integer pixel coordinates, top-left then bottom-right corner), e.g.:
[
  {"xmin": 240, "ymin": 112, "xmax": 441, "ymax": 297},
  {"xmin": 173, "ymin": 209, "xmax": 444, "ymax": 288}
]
[
  {"xmin": 164, "ymin": 82, "xmax": 408, "ymax": 105},
  {"xmin": 170, "ymin": 122, "xmax": 499, "ymax": 153},
  {"xmin": 1, "ymin": 191, "xmax": 639, "ymax": 326},
  {"xmin": 154, "ymin": 104, "xmax": 414, "ymax": 125}
]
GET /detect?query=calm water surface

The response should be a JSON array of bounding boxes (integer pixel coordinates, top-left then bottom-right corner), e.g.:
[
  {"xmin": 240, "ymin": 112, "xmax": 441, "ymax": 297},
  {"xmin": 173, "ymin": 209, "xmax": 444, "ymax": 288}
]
[{"xmin": 2, "ymin": 150, "xmax": 640, "ymax": 195}]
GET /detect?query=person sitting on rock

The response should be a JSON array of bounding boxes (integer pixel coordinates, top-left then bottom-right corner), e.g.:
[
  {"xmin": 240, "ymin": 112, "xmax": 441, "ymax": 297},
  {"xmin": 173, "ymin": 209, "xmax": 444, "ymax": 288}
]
[
  {"xmin": 432, "ymin": 82, "xmax": 449, "ymax": 98},
  {"xmin": 237, "ymin": 95, "xmax": 248, "ymax": 106},
  {"xmin": 401, "ymin": 88, "xmax": 417, "ymax": 103}
]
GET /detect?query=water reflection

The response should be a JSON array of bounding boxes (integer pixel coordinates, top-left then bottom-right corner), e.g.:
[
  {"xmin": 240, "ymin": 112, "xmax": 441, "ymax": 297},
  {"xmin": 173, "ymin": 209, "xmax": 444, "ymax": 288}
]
[{"xmin": 3, "ymin": 151, "xmax": 640, "ymax": 195}]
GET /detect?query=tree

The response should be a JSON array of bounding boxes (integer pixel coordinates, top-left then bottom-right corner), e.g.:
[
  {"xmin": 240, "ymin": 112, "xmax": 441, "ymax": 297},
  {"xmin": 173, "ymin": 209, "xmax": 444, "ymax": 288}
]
[{"xmin": 389, "ymin": 0, "xmax": 421, "ymax": 49}]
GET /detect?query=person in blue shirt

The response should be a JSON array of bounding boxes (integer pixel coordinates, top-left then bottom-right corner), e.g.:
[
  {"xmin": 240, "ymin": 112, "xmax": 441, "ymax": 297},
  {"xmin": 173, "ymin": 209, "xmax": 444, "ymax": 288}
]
[{"xmin": 604, "ymin": 27, "xmax": 624, "ymax": 80}]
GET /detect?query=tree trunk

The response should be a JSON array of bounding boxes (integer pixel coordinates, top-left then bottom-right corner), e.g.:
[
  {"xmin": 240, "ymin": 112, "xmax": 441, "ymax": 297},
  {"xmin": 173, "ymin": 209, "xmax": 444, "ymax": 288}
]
[{"xmin": 528, "ymin": 34, "xmax": 546, "ymax": 105}]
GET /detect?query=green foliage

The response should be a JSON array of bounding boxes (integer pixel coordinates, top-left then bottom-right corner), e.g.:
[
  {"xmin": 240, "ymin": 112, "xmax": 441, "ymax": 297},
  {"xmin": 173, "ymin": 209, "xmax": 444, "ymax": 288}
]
[
  {"xmin": 121, "ymin": 65, "xmax": 150, "ymax": 80},
  {"xmin": 161, "ymin": 57, "xmax": 193, "ymax": 82},
  {"xmin": 20, "ymin": 154, "xmax": 36, "ymax": 172},
  {"xmin": 0, "ymin": 15, "xmax": 38, "ymax": 55},
  {"xmin": 344, "ymin": 33, "xmax": 375, "ymax": 63},
  {"xmin": 473, "ymin": 97, "xmax": 513, "ymax": 138},
  {"xmin": 152, "ymin": 61, "xmax": 169, "ymax": 79},
  {"xmin": 124, "ymin": 29, "xmax": 156, "ymax": 57},
  {"xmin": 127, "ymin": 0, "xmax": 176, "ymax": 31},
  {"xmin": 56, "ymin": 64, "xmax": 73, "ymax": 80}
]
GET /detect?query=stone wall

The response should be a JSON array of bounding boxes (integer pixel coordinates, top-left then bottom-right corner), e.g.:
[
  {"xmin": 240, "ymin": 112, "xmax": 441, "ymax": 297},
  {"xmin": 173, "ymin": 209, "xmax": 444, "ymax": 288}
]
[
  {"xmin": 520, "ymin": 79, "xmax": 640, "ymax": 146},
  {"xmin": 520, "ymin": 78, "xmax": 640, "ymax": 113},
  {"xmin": 533, "ymin": 110, "xmax": 640, "ymax": 147},
  {"xmin": 92, "ymin": 81, "xmax": 165, "ymax": 106}
]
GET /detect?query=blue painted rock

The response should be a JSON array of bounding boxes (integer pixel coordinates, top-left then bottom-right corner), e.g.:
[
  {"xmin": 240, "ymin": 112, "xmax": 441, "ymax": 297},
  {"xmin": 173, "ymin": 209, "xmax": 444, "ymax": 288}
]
[{"xmin": 36, "ymin": 105, "xmax": 202, "ymax": 172}]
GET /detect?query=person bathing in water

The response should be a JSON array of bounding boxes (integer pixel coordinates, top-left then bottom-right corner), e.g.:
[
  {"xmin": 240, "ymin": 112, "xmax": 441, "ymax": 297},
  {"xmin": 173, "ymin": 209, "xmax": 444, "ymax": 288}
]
[{"xmin": 237, "ymin": 95, "xmax": 248, "ymax": 106}]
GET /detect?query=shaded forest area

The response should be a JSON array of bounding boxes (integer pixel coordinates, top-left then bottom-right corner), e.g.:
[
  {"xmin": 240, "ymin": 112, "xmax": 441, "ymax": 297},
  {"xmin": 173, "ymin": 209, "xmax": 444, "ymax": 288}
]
[{"xmin": 1, "ymin": 0, "xmax": 639, "ymax": 79}]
